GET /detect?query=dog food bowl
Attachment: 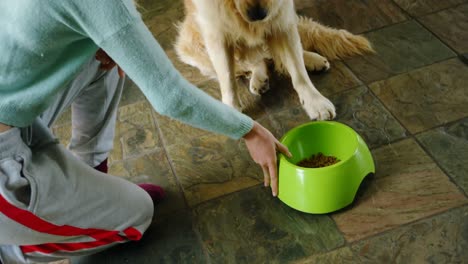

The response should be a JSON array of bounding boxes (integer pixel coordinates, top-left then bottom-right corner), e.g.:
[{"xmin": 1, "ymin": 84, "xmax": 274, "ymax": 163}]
[{"xmin": 278, "ymin": 121, "xmax": 375, "ymax": 214}]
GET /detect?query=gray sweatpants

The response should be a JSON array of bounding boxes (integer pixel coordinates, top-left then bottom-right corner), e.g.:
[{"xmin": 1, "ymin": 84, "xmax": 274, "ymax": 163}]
[{"xmin": 0, "ymin": 58, "xmax": 154, "ymax": 263}]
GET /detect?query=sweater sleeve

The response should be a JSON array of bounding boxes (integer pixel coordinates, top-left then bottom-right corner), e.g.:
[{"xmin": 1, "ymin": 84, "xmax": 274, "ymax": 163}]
[{"xmin": 98, "ymin": 20, "xmax": 253, "ymax": 139}]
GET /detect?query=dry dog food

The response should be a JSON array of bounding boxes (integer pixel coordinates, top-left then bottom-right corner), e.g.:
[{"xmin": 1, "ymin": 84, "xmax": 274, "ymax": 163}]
[{"xmin": 297, "ymin": 152, "xmax": 340, "ymax": 168}]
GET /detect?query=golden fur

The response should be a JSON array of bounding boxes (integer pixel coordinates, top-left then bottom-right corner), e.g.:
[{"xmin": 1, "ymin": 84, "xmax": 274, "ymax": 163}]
[{"xmin": 175, "ymin": 0, "xmax": 373, "ymax": 120}]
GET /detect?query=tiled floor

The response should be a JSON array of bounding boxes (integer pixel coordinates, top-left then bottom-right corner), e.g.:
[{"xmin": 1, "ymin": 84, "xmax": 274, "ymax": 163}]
[{"xmin": 52, "ymin": 0, "xmax": 468, "ymax": 263}]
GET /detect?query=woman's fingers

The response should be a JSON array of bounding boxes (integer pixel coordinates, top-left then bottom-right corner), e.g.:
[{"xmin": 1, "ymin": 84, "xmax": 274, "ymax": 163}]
[
  {"xmin": 268, "ymin": 161, "xmax": 278, "ymax": 197},
  {"xmin": 118, "ymin": 67, "xmax": 126, "ymax": 78},
  {"xmin": 99, "ymin": 61, "xmax": 116, "ymax": 70},
  {"xmin": 262, "ymin": 165, "xmax": 270, "ymax": 187},
  {"xmin": 95, "ymin": 49, "xmax": 125, "ymax": 77},
  {"xmin": 276, "ymin": 141, "xmax": 292, "ymax": 158}
]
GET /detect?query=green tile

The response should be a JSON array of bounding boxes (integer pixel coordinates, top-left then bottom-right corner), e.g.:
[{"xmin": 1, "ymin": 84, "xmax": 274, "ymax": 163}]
[
  {"xmin": 332, "ymin": 139, "xmax": 467, "ymax": 242},
  {"xmin": 73, "ymin": 211, "xmax": 206, "ymax": 264},
  {"xmin": 114, "ymin": 101, "xmax": 163, "ymax": 161},
  {"xmin": 141, "ymin": 1, "xmax": 185, "ymax": 51},
  {"xmin": 419, "ymin": 3, "xmax": 468, "ymax": 54},
  {"xmin": 331, "ymin": 86, "xmax": 407, "ymax": 149},
  {"xmin": 166, "ymin": 133, "xmax": 264, "ymax": 206},
  {"xmin": 345, "ymin": 20, "xmax": 456, "ymax": 83},
  {"xmin": 120, "ymin": 78, "xmax": 146, "ymax": 107},
  {"xmin": 370, "ymin": 58, "xmax": 468, "ymax": 134},
  {"xmin": 153, "ymin": 112, "xmax": 211, "ymax": 148},
  {"xmin": 297, "ymin": 206, "xmax": 468, "ymax": 263},
  {"xmin": 417, "ymin": 118, "xmax": 468, "ymax": 194},
  {"xmin": 269, "ymin": 106, "xmax": 312, "ymax": 139},
  {"xmin": 393, "ymin": 0, "xmax": 468, "ymax": 17},
  {"xmin": 194, "ymin": 187, "xmax": 344, "ymax": 264},
  {"xmin": 295, "ymin": 0, "xmax": 407, "ymax": 34}
]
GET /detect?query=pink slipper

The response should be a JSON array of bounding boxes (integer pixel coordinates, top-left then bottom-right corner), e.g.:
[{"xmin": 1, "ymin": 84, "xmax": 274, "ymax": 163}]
[
  {"xmin": 94, "ymin": 158, "xmax": 109, "ymax": 173},
  {"xmin": 137, "ymin": 183, "xmax": 166, "ymax": 204}
]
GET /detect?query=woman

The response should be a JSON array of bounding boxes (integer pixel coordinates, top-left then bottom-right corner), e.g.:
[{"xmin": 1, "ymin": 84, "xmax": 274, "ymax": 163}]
[{"xmin": 0, "ymin": 0, "xmax": 290, "ymax": 263}]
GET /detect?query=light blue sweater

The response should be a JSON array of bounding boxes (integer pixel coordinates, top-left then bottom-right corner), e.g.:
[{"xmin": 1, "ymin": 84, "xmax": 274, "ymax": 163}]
[{"xmin": 0, "ymin": 0, "xmax": 253, "ymax": 139}]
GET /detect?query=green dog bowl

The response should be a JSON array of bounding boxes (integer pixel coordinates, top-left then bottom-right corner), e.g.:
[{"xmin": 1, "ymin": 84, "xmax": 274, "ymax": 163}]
[{"xmin": 278, "ymin": 121, "xmax": 375, "ymax": 214}]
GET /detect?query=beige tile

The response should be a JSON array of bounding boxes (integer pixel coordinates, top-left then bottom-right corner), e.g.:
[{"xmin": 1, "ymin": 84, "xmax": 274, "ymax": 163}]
[
  {"xmin": 370, "ymin": 58, "xmax": 468, "ymax": 133},
  {"xmin": 166, "ymin": 133, "xmax": 264, "ymax": 206},
  {"xmin": 114, "ymin": 101, "xmax": 162, "ymax": 162},
  {"xmin": 419, "ymin": 3, "xmax": 468, "ymax": 53},
  {"xmin": 393, "ymin": 0, "xmax": 467, "ymax": 16},
  {"xmin": 332, "ymin": 138, "xmax": 467, "ymax": 242},
  {"xmin": 295, "ymin": 0, "xmax": 407, "ymax": 34}
]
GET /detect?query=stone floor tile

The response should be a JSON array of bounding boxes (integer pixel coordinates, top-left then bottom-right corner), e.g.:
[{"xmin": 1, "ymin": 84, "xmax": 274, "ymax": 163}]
[
  {"xmin": 109, "ymin": 150, "xmax": 186, "ymax": 215},
  {"xmin": 120, "ymin": 78, "xmax": 146, "ymax": 107},
  {"xmin": 115, "ymin": 101, "xmax": 162, "ymax": 161},
  {"xmin": 331, "ymin": 86, "xmax": 407, "ymax": 149},
  {"xmin": 295, "ymin": 206, "xmax": 468, "ymax": 263},
  {"xmin": 269, "ymin": 106, "xmax": 312, "ymax": 139},
  {"xmin": 165, "ymin": 133, "xmax": 265, "ymax": 206},
  {"xmin": 345, "ymin": 20, "xmax": 456, "ymax": 83},
  {"xmin": 153, "ymin": 112, "xmax": 211, "ymax": 148},
  {"xmin": 294, "ymin": 0, "xmax": 407, "ymax": 34},
  {"xmin": 194, "ymin": 187, "xmax": 344, "ymax": 264},
  {"xmin": 370, "ymin": 58, "xmax": 468, "ymax": 134},
  {"xmin": 419, "ymin": 3, "xmax": 468, "ymax": 54},
  {"xmin": 73, "ymin": 211, "xmax": 206, "ymax": 264},
  {"xmin": 332, "ymin": 138, "xmax": 467, "ymax": 242},
  {"xmin": 136, "ymin": 0, "xmax": 182, "ymax": 15},
  {"xmin": 139, "ymin": 0, "xmax": 184, "ymax": 51},
  {"xmin": 349, "ymin": 206, "xmax": 468, "ymax": 263},
  {"xmin": 393, "ymin": 0, "xmax": 468, "ymax": 17},
  {"xmin": 417, "ymin": 118, "xmax": 468, "ymax": 195}
]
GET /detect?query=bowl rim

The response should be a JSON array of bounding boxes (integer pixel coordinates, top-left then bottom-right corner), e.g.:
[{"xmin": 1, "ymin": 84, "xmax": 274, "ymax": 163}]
[{"xmin": 279, "ymin": 121, "xmax": 360, "ymax": 171}]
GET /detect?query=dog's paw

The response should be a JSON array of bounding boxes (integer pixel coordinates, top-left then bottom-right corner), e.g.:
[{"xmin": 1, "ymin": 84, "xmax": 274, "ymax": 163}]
[
  {"xmin": 300, "ymin": 94, "xmax": 336, "ymax": 120},
  {"xmin": 304, "ymin": 52, "xmax": 330, "ymax": 72},
  {"xmin": 249, "ymin": 76, "xmax": 270, "ymax": 95}
]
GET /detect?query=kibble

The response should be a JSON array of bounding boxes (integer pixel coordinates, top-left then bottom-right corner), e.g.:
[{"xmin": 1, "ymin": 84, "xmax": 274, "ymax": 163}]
[{"xmin": 297, "ymin": 152, "xmax": 340, "ymax": 168}]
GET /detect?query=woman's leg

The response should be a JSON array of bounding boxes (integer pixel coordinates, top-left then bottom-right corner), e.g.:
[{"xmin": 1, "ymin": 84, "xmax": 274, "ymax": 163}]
[
  {"xmin": 0, "ymin": 125, "xmax": 153, "ymax": 263},
  {"xmin": 0, "ymin": 57, "xmax": 153, "ymax": 263},
  {"xmin": 40, "ymin": 57, "xmax": 125, "ymax": 168}
]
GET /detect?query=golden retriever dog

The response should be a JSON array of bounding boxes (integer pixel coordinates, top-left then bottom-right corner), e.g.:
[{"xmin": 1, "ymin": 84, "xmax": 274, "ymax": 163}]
[{"xmin": 175, "ymin": 0, "xmax": 373, "ymax": 120}]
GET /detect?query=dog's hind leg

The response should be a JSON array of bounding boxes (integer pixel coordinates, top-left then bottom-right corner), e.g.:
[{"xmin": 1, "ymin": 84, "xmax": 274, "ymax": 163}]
[
  {"xmin": 249, "ymin": 60, "xmax": 270, "ymax": 95},
  {"xmin": 303, "ymin": 51, "xmax": 330, "ymax": 72},
  {"xmin": 175, "ymin": 18, "xmax": 217, "ymax": 78}
]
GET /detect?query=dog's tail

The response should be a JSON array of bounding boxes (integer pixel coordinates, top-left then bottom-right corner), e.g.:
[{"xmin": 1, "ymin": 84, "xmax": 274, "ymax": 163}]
[{"xmin": 297, "ymin": 16, "xmax": 374, "ymax": 60}]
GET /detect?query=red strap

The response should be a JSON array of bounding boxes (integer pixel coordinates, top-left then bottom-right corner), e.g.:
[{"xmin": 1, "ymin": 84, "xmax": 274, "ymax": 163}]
[{"xmin": 0, "ymin": 194, "xmax": 142, "ymax": 254}]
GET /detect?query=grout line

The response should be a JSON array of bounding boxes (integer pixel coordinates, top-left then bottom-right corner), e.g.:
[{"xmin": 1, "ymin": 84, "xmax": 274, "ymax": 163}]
[
  {"xmin": 150, "ymin": 110, "xmax": 191, "ymax": 209},
  {"xmin": 343, "ymin": 203, "xmax": 468, "ymax": 247},
  {"xmin": 390, "ymin": 0, "xmax": 463, "ymax": 56},
  {"xmin": 415, "ymin": 18, "xmax": 460, "ymax": 56},
  {"xmin": 414, "ymin": 129, "xmax": 468, "ymax": 199}
]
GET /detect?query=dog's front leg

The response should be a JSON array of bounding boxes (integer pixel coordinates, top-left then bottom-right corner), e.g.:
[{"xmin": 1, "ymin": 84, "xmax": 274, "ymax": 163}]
[
  {"xmin": 268, "ymin": 29, "xmax": 336, "ymax": 120},
  {"xmin": 202, "ymin": 34, "xmax": 241, "ymax": 110}
]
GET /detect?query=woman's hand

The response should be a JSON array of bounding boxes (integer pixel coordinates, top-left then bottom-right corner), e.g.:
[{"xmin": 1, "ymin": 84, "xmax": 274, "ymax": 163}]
[
  {"xmin": 243, "ymin": 121, "xmax": 292, "ymax": 197},
  {"xmin": 95, "ymin": 49, "xmax": 125, "ymax": 78}
]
